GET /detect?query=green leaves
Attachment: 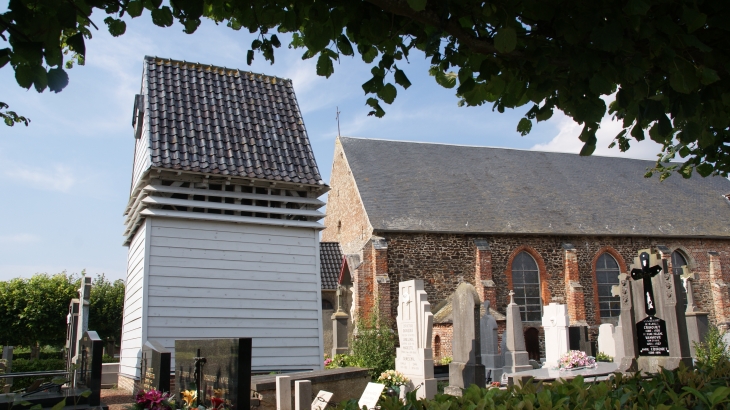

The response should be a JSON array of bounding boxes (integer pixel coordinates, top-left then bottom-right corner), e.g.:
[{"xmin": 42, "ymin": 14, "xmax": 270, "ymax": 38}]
[
  {"xmin": 15, "ymin": 64, "xmax": 35, "ymax": 89},
  {"xmin": 494, "ymin": 27, "xmax": 517, "ymax": 53},
  {"xmin": 669, "ymin": 59, "xmax": 699, "ymax": 94},
  {"xmin": 682, "ymin": 7, "xmax": 707, "ymax": 33},
  {"xmin": 127, "ymin": 1, "xmax": 144, "ymax": 17},
  {"xmin": 336, "ymin": 35, "xmax": 354, "ymax": 56},
  {"xmin": 104, "ymin": 17, "xmax": 127, "ymax": 37},
  {"xmin": 47, "ymin": 68, "xmax": 69, "ymax": 93},
  {"xmin": 316, "ymin": 50, "xmax": 337, "ymax": 78},
  {"xmin": 517, "ymin": 118, "xmax": 532, "ymax": 136},
  {"xmin": 66, "ymin": 33, "xmax": 86, "ymax": 57},
  {"xmin": 429, "ymin": 66, "xmax": 457, "ymax": 89},
  {"xmin": 151, "ymin": 6, "xmax": 174, "ymax": 27},
  {"xmin": 406, "ymin": 0, "xmax": 427, "ymax": 12},
  {"xmin": 394, "ymin": 68, "xmax": 411, "ymax": 89},
  {"xmin": 366, "ymin": 98, "xmax": 385, "ymax": 117},
  {"xmin": 378, "ymin": 83, "xmax": 397, "ymax": 104}
]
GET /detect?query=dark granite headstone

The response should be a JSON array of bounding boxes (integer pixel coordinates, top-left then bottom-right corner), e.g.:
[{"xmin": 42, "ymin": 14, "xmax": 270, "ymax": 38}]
[
  {"xmin": 175, "ymin": 338, "xmax": 252, "ymax": 410},
  {"xmin": 78, "ymin": 330, "xmax": 103, "ymax": 406},
  {"xmin": 141, "ymin": 340, "xmax": 171, "ymax": 393},
  {"xmin": 637, "ymin": 316, "xmax": 669, "ymax": 356}
]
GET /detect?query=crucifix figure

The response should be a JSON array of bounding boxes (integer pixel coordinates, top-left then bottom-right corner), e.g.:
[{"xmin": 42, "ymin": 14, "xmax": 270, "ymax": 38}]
[
  {"xmin": 630, "ymin": 252, "xmax": 662, "ymax": 316},
  {"xmin": 193, "ymin": 349, "xmax": 207, "ymax": 406}
]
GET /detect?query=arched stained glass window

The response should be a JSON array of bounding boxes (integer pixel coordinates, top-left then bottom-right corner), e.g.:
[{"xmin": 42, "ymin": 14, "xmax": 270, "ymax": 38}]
[
  {"xmin": 596, "ymin": 253, "xmax": 621, "ymax": 318},
  {"xmin": 672, "ymin": 251, "xmax": 688, "ymax": 275},
  {"xmin": 512, "ymin": 251, "xmax": 542, "ymax": 322}
]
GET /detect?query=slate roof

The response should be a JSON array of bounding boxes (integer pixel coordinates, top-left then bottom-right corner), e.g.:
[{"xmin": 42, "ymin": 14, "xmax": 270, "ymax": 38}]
[
  {"xmin": 320, "ymin": 242, "xmax": 343, "ymax": 290},
  {"xmin": 339, "ymin": 137, "xmax": 730, "ymax": 237},
  {"xmin": 139, "ymin": 56, "xmax": 324, "ymax": 185}
]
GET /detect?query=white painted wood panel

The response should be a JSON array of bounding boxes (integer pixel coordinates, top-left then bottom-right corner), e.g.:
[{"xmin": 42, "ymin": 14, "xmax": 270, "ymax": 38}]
[
  {"xmin": 120, "ymin": 222, "xmax": 148, "ymax": 378},
  {"xmin": 145, "ymin": 217, "xmax": 324, "ymax": 372}
]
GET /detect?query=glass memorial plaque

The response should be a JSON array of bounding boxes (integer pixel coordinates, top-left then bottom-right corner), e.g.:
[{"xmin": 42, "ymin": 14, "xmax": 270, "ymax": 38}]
[
  {"xmin": 636, "ymin": 316, "xmax": 670, "ymax": 356},
  {"xmin": 175, "ymin": 338, "xmax": 252, "ymax": 410},
  {"xmin": 141, "ymin": 340, "xmax": 171, "ymax": 393},
  {"xmin": 79, "ymin": 331, "xmax": 103, "ymax": 406}
]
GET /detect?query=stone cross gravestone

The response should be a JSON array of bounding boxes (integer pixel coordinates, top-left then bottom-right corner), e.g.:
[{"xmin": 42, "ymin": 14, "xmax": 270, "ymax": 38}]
[
  {"xmin": 445, "ymin": 282, "xmax": 485, "ymax": 396},
  {"xmin": 176, "ymin": 338, "xmax": 252, "ymax": 410},
  {"xmin": 502, "ymin": 291, "xmax": 532, "ymax": 375},
  {"xmin": 626, "ymin": 249, "xmax": 692, "ymax": 372},
  {"xmin": 395, "ymin": 280, "xmax": 437, "ymax": 399},
  {"xmin": 480, "ymin": 300, "xmax": 503, "ymax": 383},
  {"xmin": 542, "ymin": 303, "xmax": 570, "ymax": 368},
  {"xmin": 141, "ymin": 340, "xmax": 171, "ymax": 393}
]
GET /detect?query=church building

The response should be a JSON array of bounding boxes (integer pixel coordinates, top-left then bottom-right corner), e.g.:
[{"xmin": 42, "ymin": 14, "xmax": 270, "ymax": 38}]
[
  {"xmin": 321, "ymin": 136, "xmax": 730, "ymax": 361},
  {"xmin": 119, "ymin": 56, "xmax": 328, "ymax": 390}
]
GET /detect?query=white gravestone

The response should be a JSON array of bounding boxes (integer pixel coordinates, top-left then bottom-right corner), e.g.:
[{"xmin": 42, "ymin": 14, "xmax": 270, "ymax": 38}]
[
  {"xmin": 480, "ymin": 300, "xmax": 503, "ymax": 383},
  {"xmin": 276, "ymin": 375, "xmax": 292, "ymax": 410},
  {"xmin": 541, "ymin": 303, "xmax": 570, "ymax": 368},
  {"xmin": 597, "ymin": 323, "xmax": 617, "ymax": 358},
  {"xmin": 358, "ymin": 382, "xmax": 385, "ymax": 410},
  {"xmin": 311, "ymin": 391, "xmax": 333, "ymax": 410},
  {"xmin": 395, "ymin": 280, "xmax": 437, "ymax": 399}
]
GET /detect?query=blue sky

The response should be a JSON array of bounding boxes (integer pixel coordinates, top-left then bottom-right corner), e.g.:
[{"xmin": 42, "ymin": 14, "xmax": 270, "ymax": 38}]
[{"xmin": 0, "ymin": 12, "xmax": 664, "ymax": 282}]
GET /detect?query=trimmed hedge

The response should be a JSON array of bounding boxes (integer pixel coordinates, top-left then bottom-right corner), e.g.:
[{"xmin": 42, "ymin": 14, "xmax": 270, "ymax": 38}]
[
  {"xmin": 6, "ymin": 358, "xmax": 66, "ymax": 391},
  {"xmin": 11, "ymin": 351, "xmax": 64, "ymax": 361},
  {"xmin": 335, "ymin": 360, "xmax": 730, "ymax": 410}
]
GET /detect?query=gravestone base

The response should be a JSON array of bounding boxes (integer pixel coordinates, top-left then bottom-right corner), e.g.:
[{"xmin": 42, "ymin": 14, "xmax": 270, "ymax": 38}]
[
  {"xmin": 448, "ymin": 362, "xmax": 485, "ymax": 393},
  {"xmin": 638, "ymin": 356, "xmax": 692, "ymax": 374},
  {"xmin": 503, "ymin": 351, "xmax": 533, "ymax": 374},
  {"xmin": 616, "ymin": 356, "xmax": 637, "ymax": 373},
  {"xmin": 404, "ymin": 377, "xmax": 437, "ymax": 400}
]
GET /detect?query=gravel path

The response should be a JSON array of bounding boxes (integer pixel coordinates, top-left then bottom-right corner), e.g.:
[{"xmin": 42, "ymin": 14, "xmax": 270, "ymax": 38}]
[{"xmin": 101, "ymin": 388, "xmax": 135, "ymax": 410}]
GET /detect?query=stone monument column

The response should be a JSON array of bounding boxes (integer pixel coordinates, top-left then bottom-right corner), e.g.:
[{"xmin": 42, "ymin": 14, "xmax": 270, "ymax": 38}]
[
  {"xmin": 445, "ymin": 283, "xmax": 485, "ymax": 396},
  {"xmin": 331, "ymin": 285, "xmax": 349, "ymax": 357},
  {"xmin": 541, "ymin": 303, "xmax": 569, "ymax": 368},
  {"xmin": 74, "ymin": 276, "xmax": 92, "ymax": 365},
  {"xmin": 502, "ymin": 291, "xmax": 532, "ymax": 375},
  {"xmin": 613, "ymin": 273, "xmax": 637, "ymax": 372},
  {"xmin": 394, "ymin": 280, "xmax": 437, "ymax": 399},
  {"xmin": 480, "ymin": 300, "xmax": 503, "ymax": 383},
  {"xmin": 682, "ymin": 272, "xmax": 709, "ymax": 359}
]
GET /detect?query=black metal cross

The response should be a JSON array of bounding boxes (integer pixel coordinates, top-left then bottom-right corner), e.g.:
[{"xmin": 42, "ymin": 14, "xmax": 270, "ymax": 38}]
[
  {"xmin": 193, "ymin": 349, "xmax": 207, "ymax": 406},
  {"xmin": 630, "ymin": 252, "xmax": 663, "ymax": 316}
]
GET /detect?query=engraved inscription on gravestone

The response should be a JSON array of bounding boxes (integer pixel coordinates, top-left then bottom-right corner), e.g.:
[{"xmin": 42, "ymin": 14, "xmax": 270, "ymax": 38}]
[
  {"xmin": 637, "ymin": 316, "xmax": 669, "ymax": 356},
  {"xmin": 141, "ymin": 340, "xmax": 171, "ymax": 393}
]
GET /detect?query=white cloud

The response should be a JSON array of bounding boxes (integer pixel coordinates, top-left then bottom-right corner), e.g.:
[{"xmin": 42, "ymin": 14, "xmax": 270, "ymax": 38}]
[
  {"xmin": 0, "ymin": 233, "xmax": 40, "ymax": 244},
  {"xmin": 4, "ymin": 164, "xmax": 76, "ymax": 192},
  {"xmin": 532, "ymin": 111, "xmax": 664, "ymax": 161}
]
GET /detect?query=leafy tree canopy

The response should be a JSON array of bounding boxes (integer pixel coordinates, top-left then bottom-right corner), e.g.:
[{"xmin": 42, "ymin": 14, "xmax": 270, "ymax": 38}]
[
  {"xmin": 0, "ymin": 272, "xmax": 125, "ymax": 347},
  {"xmin": 1, "ymin": 0, "xmax": 729, "ymax": 179}
]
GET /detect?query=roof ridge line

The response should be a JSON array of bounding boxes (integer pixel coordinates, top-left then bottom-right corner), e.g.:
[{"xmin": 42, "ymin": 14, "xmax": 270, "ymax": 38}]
[
  {"xmin": 339, "ymin": 136, "xmax": 661, "ymax": 163},
  {"xmin": 145, "ymin": 55, "xmax": 294, "ymax": 83}
]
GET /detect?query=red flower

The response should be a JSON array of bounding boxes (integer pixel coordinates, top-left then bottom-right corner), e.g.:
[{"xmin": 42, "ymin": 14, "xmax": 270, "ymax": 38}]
[{"xmin": 210, "ymin": 397, "xmax": 225, "ymax": 409}]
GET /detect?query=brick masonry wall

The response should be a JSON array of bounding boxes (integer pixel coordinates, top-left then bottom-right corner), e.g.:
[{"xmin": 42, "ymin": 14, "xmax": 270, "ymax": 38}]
[
  {"xmin": 321, "ymin": 138, "xmax": 374, "ymax": 255},
  {"xmin": 366, "ymin": 232, "xmax": 730, "ymax": 351},
  {"xmin": 432, "ymin": 324, "xmax": 453, "ymax": 362}
]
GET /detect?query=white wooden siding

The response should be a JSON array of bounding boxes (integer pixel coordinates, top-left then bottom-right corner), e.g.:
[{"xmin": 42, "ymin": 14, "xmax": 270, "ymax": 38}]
[
  {"xmin": 119, "ymin": 221, "xmax": 148, "ymax": 378},
  {"xmin": 131, "ymin": 68, "xmax": 150, "ymax": 190},
  {"xmin": 146, "ymin": 217, "xmax": 324, "ymax": 372}
]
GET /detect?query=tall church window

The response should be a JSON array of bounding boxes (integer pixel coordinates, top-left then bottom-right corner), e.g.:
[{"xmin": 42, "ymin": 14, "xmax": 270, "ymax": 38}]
[
  {"xmin": 596, "ymin": 253, "xmax": 621, "ymax": 318},
  {"xmin": 512, "ymin": 251, "xmax": 542, "ymax": 321},
  {"xmin": 671, "ymin": 251, "xmax": 688, "ymax": 275}
]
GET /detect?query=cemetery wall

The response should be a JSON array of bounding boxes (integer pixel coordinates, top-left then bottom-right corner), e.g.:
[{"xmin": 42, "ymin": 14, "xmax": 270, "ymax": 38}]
[
  {"xmin": 120, "ymin": 220, "xmax": 148, "ymax": 379},
  {"xmin": 432, "ymin": 324, "xmax": 452, "ymax": 361},
  {"xmin": 144, "ymin": 217, "xmax": 324, "ymax": 372},
  {"xmin": 321, "ymin": 140, "xmax": 374, "ymax": 255}
]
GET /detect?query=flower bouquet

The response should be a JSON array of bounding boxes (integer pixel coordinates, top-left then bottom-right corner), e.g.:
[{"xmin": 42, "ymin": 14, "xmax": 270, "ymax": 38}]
[
  {"xmin": 377, "ymin": 370, "xmax": 410, "ymax": 398},
  {"xmin": 557, "ymin": 350, "xmax": 597, "ymax": 371},
  {"xmin": 132, "ymin": 389, "xmax": 174, "ymax": 410}
]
